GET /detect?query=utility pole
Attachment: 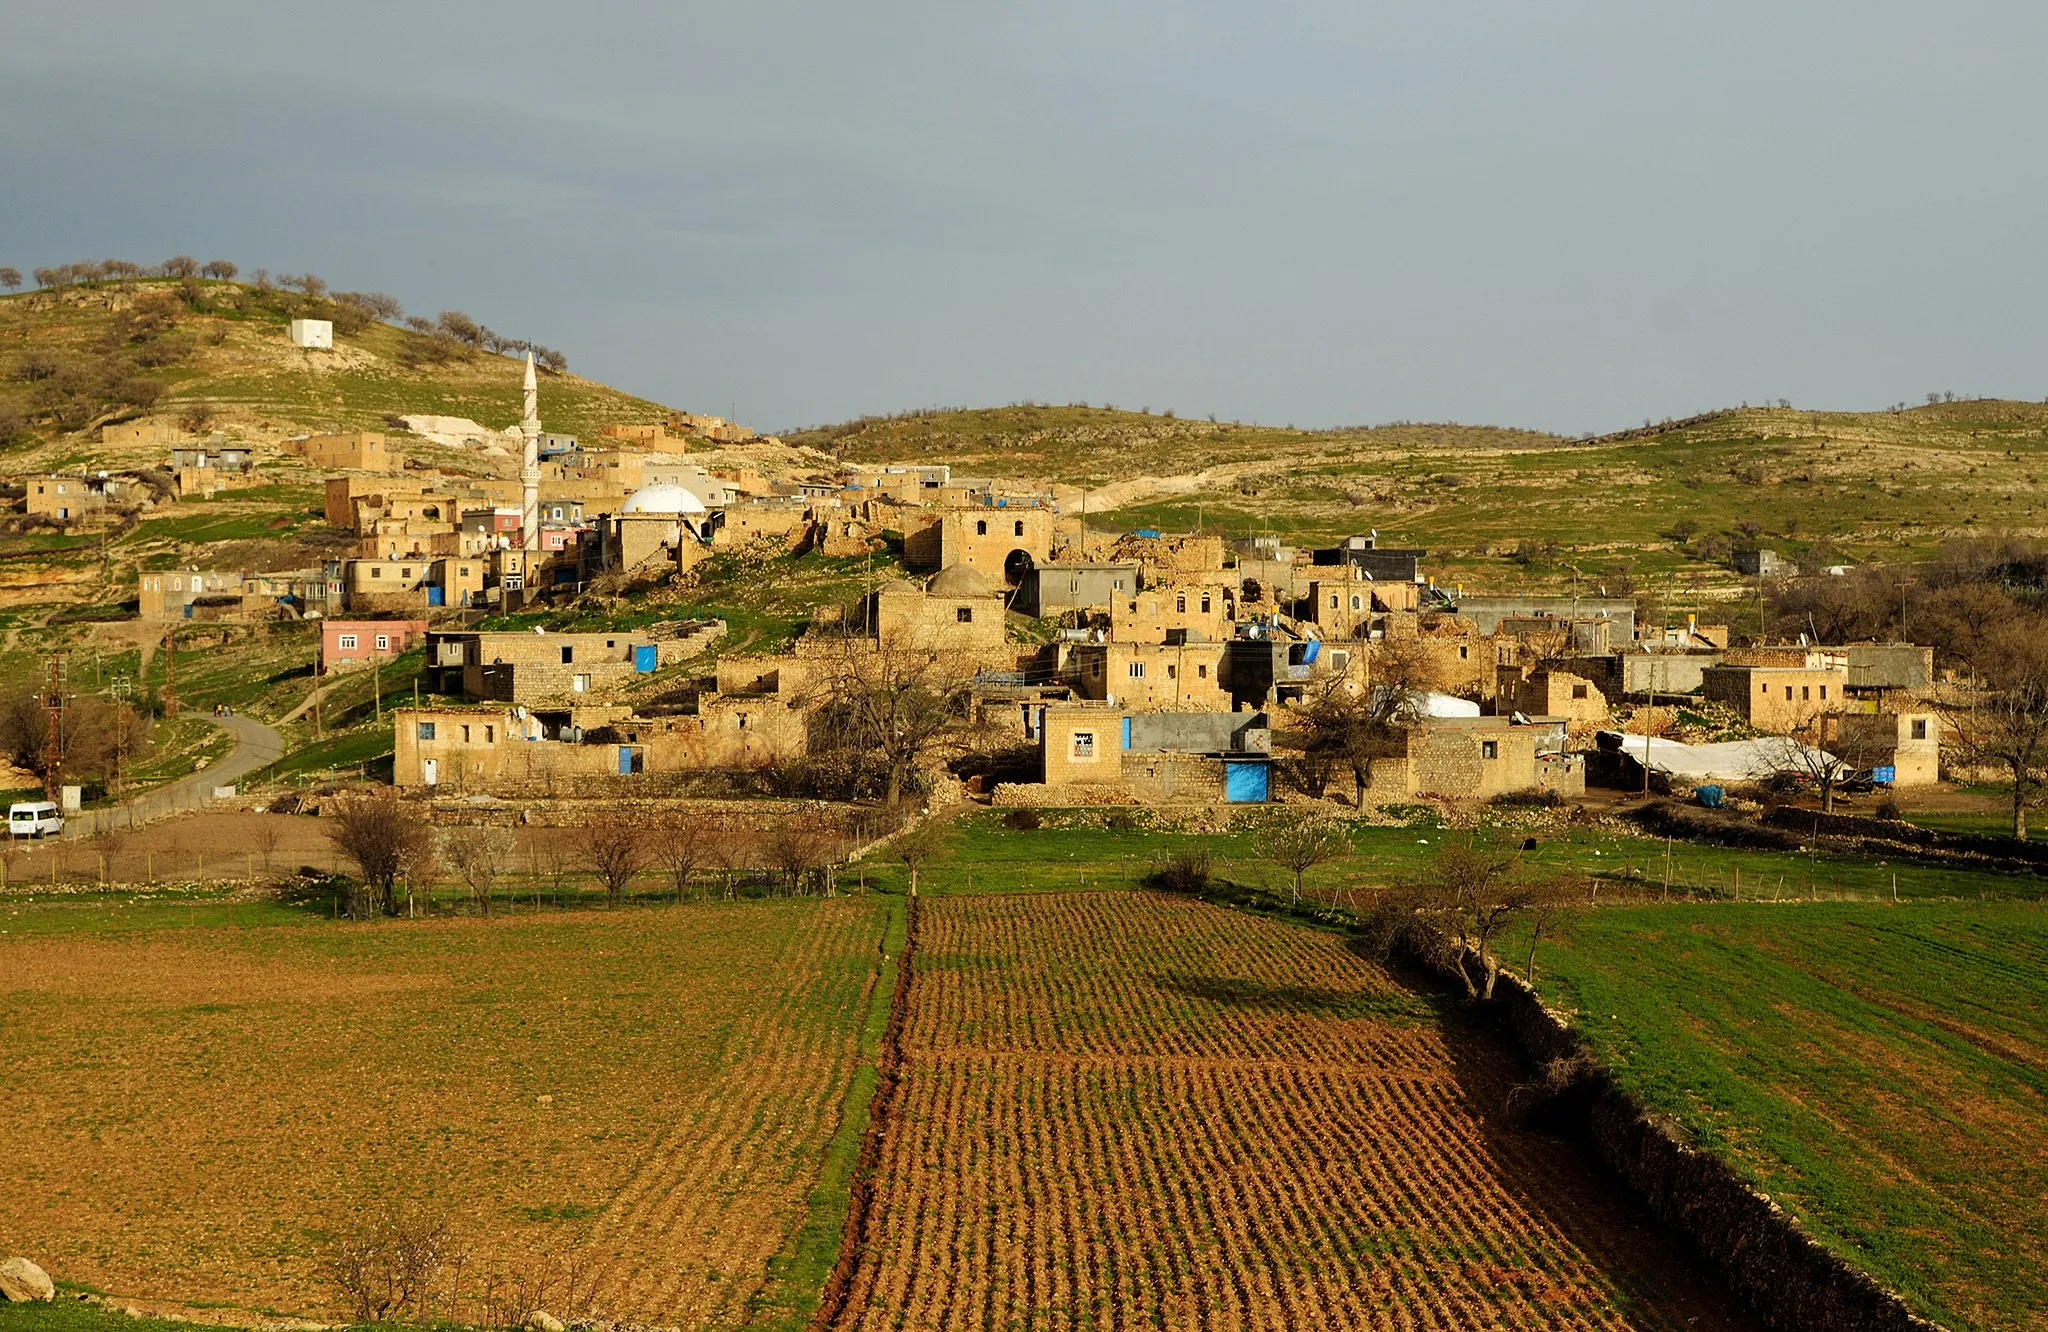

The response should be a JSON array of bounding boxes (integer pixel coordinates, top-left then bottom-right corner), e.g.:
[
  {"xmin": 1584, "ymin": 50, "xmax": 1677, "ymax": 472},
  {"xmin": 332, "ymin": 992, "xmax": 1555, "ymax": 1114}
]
[
  {"xmin": 162, "ymin": 628, "xmax": 177, "ymax": 718},
  {"xmin": 42, "ymin": 654, "xmax": 65, "ymax": 801}
]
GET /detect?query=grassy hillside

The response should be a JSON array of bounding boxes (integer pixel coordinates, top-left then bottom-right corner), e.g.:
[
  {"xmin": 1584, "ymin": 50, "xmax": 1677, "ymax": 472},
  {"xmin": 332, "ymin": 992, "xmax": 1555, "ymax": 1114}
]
[{"xmin": 794, "ymin": 400, "xmax": 2048, "ymax": 592}]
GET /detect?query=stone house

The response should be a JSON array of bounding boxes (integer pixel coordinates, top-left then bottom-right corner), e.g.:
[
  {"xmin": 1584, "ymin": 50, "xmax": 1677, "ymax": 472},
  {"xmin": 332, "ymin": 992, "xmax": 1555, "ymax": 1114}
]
[
  {"xmin": 1700, "ymin": 664, "xmax": 1849, "ymax": 733},
  {"xmin": 291, "ymin": 431, "xmax": 395, "ymax": 472},
  {"xmin": 1069, "ymin": 641, "xmax": 1232, "ymax": 710},
  {"xmin": 321, "ymin": 619, "xmax": 428, "ymax": 673}
]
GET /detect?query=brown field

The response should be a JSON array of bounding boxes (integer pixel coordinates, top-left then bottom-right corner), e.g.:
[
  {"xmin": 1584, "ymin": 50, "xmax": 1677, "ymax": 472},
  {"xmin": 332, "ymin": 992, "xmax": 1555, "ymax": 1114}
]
[
  {"xmin": 0, "ymin": 896, "xmax": 889, "ymax": 1325},
  {"xmin": 833, "ymin": 892, "xmax": 1757, "ymax": 1330}
]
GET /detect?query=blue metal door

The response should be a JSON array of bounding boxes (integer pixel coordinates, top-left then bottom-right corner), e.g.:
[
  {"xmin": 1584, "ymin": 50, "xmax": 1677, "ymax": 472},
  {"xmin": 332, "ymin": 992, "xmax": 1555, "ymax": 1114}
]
[
  {"xmin": 1224, "ymin": 761, "xmax": 1269, "ymax": 803},
  {"xmin": 634, "ymin": 644, "xmax": 658, "ymax": 673}
]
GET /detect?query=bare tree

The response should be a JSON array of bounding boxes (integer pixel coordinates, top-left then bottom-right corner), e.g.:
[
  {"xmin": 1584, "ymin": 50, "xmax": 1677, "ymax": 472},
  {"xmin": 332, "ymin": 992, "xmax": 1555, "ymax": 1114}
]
[
  {"xmin": 807, "ymin": 640, "xmax": 975, "ymax": 806},
  {"xmin": 444, "ymin": 825, "xmax": 516, "ymax": 915},
  {"xmin": 585, "ymin": 814, "xmax": 644, "ymax": 907},
  {"xmin": 0, "ymin": 267, "xmax": 20, "ymax": 292},
  {"xmin": 1265, "ymin": 810, "xmax": 1350, "ymax": 904},
  {"xmin": 328, "ymin": 796, "xmax": 432, "ymax": 918},
  {"xmin": 889, "ymin": 817, "xmax": 946, "ymax": 897},
  {"xmin": 1939, "ymin": 616, "xmax": 2048, "ymax": 839},
  {"xmin": 766, "ymin": 815, "xmax": 841, "ymax": 894},
  {"xmin": 1366, "ymin": 839, "xmax": 1571, "ymax": 1001},
  {"xmin": 650, "ymin": 808, "xmax": 710, "ymax": 904}
]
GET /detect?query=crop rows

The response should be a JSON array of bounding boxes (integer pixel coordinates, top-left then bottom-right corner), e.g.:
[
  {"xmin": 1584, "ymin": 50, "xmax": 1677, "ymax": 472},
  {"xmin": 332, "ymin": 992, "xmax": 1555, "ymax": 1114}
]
[{"xmin": 834, "ymin": 892, "xmax": 1752, "ymax": 1330}]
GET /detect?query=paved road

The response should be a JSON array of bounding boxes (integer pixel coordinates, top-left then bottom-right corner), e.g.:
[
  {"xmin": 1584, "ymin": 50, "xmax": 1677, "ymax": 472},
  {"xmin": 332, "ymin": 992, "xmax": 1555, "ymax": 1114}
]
[{"xmin": 74, "ymin": 713, "xmax": 285, "ymax": 835}]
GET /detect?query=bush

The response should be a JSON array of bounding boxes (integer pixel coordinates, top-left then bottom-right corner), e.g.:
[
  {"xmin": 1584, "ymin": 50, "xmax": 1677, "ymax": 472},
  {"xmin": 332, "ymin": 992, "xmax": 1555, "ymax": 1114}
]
[
  {"xmin": 1148, "ymin": 846, "xmax": 1212, "ymax": 894},
  {"xmin": 1001, "ymin": 807, "xmax": 1042, "ymax": 830}
]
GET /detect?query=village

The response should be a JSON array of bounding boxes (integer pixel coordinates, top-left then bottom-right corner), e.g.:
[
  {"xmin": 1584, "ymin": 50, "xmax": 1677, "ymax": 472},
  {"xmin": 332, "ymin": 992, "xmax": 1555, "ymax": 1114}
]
[{"xmin": 9, "ymin": 312, "xmax": 1950, "ymax": 824}]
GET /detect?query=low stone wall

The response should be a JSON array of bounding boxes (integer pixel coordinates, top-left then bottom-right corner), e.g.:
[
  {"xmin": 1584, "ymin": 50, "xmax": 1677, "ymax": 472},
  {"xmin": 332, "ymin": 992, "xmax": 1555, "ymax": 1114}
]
[{"xmin": 1476, "ymin": 967, "xmax": 1943, "ymax": 1332}]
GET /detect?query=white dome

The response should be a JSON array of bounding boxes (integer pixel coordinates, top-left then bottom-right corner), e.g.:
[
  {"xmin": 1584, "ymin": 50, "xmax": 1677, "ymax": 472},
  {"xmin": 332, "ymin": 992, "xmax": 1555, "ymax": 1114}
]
[{"xmin": 621, "ymin": 483, "xmax": 707, "ymax": 516}]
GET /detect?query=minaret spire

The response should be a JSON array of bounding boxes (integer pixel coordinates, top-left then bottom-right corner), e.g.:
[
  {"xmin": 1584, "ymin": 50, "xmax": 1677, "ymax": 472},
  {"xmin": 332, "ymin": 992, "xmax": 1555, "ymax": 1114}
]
[{"xmin": 520, "ymin": 351, "xmax": 541, "ymax": 553}]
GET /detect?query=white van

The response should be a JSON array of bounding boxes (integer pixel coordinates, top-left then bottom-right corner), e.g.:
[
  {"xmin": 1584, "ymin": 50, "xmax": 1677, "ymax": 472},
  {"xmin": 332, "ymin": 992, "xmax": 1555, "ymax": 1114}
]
[{"xmin": 7, "ymin": 801, "xmax": 64, "ymax": 839}]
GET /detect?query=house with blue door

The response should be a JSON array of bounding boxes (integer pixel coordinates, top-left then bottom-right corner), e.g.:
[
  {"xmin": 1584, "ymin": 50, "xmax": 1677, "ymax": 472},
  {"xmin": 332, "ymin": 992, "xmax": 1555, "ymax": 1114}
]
[{"xmin": 1027, "ymin": 704, "xmax": 1273, "ymax": 805}]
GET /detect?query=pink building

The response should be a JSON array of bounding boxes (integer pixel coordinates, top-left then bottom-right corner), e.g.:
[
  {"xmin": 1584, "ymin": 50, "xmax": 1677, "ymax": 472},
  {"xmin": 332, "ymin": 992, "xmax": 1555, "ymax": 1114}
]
[{"xmin": 321, "ymin": 619, "xmax": 429, "ymax": 673}]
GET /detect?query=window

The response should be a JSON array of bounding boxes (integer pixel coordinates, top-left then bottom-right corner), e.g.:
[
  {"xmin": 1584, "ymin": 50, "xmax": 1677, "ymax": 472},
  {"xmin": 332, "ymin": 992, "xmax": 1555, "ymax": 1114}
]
[
  {"xmin": 338, "ymin": 634, "xmax": 358, "ymax": 650},
  {"xmin": 1911, "ymin": 718, "xmax": 1929, "ymax": 740},
  {"xmin": 1481, "ymin": 740, "xmax": 1498, "ymax": 760},
  {"xmin": 1072, "ymin": 731, "xmax": 1096, "ymax": 759},
  {"xmin": 573, "ymin": 673, "xmax": 591, "ymax": 693},
  {"xmin": 374, "ymin": 634, "xmax": 389, "ymax": 651},
  {"xmin": 561, "ymin": 645, "xmax": 574, "ymax": 664},
  {"xmin": 957, "ymin": 607, "xmax": 974, "ymax": 623},
  {"xmin": 417, "ymin": 722, "xmax": 436, "ymax": 740},
  {"xmin": 1128, "ymin": 662, "xmax": 1146, "ymax": 678},
  {"xmin": 1014, "ymin": 520, "xmax": 1025, "ymax": 537},
  {"xmin": 976, "ymin": 519, "xmax": 987, "ymax": 535},
  {"xmin": 1571, "ymin": 684, "xmax": 1588, "ymax": 700}
]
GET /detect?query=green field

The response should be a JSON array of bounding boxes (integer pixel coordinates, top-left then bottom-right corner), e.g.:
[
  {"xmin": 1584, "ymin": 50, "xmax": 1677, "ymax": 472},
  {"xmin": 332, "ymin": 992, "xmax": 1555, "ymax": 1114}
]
[{"xmin": 1500, "ymin": 902, "xmax": 2048, "ymax": 1332}]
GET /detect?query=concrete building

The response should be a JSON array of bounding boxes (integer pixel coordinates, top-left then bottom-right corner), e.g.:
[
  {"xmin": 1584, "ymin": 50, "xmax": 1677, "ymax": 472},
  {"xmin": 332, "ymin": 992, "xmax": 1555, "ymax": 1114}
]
[
  {"xmin": 288, "ymin": 318, "xmax": 333, "ymax": 350},
  {"xmin": 1701, "ymin": 663, "xmax": 1850, "ymax": 733},
  {"xmin": 1013, "ymin": 562, "xmax": 1140, "ymax": 617},
  {"xmin": 321, "ymin": 619, "xmax": 429, "ymax": 673}
]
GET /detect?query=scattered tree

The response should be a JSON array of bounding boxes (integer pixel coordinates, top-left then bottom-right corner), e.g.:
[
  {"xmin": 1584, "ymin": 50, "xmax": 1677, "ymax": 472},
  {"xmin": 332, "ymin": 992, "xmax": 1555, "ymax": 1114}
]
[
  {"xmin": 585, "ymin": 813, "xmax": 644, "ymax": 906},
  {"xmin": 1265, "ymin": 810, "xmax": 1349, "ymax": 903},
  {"xmin": 328, "ymin": 795, "xmax": 432, "ymax": 918}
]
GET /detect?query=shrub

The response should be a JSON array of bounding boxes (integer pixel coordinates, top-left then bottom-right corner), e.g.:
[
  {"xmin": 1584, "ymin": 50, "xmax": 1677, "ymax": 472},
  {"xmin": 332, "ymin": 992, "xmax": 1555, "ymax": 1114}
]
[{"xmin": 1148, "ymin": 846, "xmax": 1212, "ymax": 894}]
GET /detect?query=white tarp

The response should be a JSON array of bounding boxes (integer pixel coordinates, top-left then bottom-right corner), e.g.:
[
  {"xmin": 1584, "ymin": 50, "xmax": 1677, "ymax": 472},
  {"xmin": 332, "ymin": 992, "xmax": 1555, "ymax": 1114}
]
[{"xmin": 1600, "ymin": 731, "xmax": 1839, "ymax": 781}]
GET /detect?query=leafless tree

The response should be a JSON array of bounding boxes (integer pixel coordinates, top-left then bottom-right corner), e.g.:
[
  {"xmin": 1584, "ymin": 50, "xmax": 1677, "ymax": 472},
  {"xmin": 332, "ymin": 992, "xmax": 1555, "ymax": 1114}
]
[
  {"xmin": 585, "ymin": 814, "xmax": 644, "ymax": 907},
  {"xmin": 444, "ymin": 825, "xmax": 516, "ymax": 916},
  {"xmin": 1366, "ymin": 838, "xmax": 1572, "ymax": 1000},
  {"xmin": 1265, "ymin": 810, "xmax": 1350, "ymax": 903},
  {"xmin": 328, "ymin": 795, "xmax": 432, "ymax": 918},
  {"xmin": 766, "ymin": 815, "xmax": 841, "ymax": 894},
  {"xmin": 1938, "ymin": 615, "xmax": 2048, "ymax": 839},
  {"xmin": 650, "ymin": 808, "xmax": 711, "ymax": 904},
  {"xmin": 806, "ymin": 640, "xmax": 975, "ymax": 806}
]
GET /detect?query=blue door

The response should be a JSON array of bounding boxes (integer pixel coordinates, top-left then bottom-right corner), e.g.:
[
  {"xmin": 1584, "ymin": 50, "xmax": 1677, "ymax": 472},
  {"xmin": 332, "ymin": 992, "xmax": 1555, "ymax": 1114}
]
[
  {"xmin": 1224, "ymin": 761, "xmax": 1269, "ymax": 803},
  {"xmin": 427, "ymin": 585, "xmax": 446, "ymax": 606},
  {"xmin": 1120, "ymin": 717, "xmax": 1133, "ymax": 750},
  {"xmin": 634, "ymin": 644, "xmax": 658, "ymax": 673}
]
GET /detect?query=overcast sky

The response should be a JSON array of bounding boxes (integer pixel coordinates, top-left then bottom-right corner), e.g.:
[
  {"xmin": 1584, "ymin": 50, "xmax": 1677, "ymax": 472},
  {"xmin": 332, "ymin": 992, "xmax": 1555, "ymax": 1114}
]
[{"xmin": 4, "ymin": 2, "xmax": 2043, "ymax": 434}]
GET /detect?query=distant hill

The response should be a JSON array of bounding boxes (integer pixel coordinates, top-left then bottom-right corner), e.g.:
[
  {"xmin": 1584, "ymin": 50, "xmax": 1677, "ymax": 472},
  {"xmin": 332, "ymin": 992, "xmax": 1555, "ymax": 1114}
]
[
  {"xmin": 0, "ymin": 276, "xmax": 689, "ymax": 465},
  {"xmin": 793, "ymin": 400, "xmax": 2048, "ymax": 591}
]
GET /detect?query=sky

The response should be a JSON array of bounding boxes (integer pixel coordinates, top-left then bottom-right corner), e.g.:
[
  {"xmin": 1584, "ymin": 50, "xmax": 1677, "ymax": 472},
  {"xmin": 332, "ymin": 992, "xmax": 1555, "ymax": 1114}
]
[{"xmin": 3, "ymin": 1, "xmax": 2044, "ymax": 435}]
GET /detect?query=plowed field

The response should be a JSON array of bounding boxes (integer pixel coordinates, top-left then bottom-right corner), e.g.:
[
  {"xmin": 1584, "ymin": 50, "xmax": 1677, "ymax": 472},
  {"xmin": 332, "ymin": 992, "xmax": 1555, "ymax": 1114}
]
[
  {"xmin": 0, "ymin": 897, "xmax": 889, "ymax": 1326},
  {"xmin": 834, "ymin": 892, "xmax": 1757, "ymax": 1330}
]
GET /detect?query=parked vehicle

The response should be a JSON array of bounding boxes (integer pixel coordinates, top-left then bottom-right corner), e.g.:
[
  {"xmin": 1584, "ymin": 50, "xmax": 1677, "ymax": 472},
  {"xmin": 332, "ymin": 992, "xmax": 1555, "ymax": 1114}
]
[{"xmin": 7, "ymin": 801, "xmax": 64, "ymax": 839}]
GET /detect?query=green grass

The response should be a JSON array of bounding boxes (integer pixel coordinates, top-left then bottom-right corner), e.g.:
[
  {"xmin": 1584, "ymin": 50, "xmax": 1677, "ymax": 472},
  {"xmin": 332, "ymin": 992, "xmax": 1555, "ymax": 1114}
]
[{"xmin": 1495, "ymin": 901, "xmax": 2048, "ymax": 1332}]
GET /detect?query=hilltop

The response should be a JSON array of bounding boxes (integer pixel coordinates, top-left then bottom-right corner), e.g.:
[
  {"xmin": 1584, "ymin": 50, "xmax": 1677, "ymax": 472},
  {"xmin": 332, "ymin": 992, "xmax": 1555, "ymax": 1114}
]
[{"xmin": 793, "ymin": 399, "xmax": 2048, "ymax": 591}]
